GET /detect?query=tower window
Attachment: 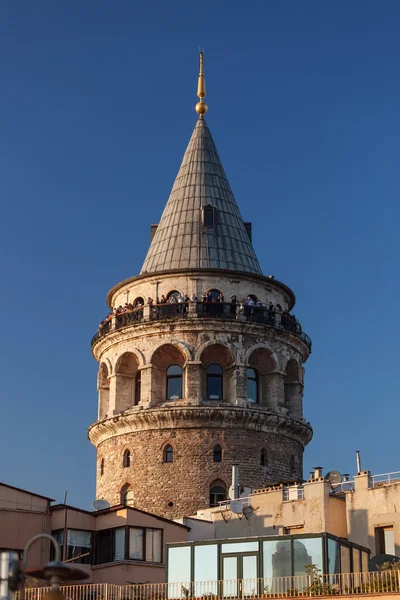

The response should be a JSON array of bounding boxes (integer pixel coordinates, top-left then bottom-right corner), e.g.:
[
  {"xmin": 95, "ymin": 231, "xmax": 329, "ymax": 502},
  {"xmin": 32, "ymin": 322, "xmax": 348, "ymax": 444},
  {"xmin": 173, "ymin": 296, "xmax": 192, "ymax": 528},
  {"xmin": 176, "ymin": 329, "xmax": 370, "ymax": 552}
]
[
  {"xmin": 261, "ymin": 448, "xmax": 267, "ymax": 467},
  {"xmin": 213, "ymin": 445, "xmax": 222, "ymax": 463},
  {"xmin": 207, "ymin": 364, "xmax": 223, "ymax": 400},
  {"xmin": 247, "ymin": 368, "xmax": 258, "ymax": 403},
  {"xmin": 164, "ymin": 445, "xmax": 174, "ymax": 463},
  {"xmin": 100, "ymin": 458, "xmax": 104, "ymax": 476},
  {"xmin": 123, "ymin": 450, "xmax": 131, "ymax": 469},
  {"xmin": 135, "ymin": 371, "xmax": 141, "ymax": 405},
  {"xmin": 124, "ymin": 489, "xmax": 134, "ymax": 507},
  {"xmin": 210, "ymin": 480, "xmax": 227, "ymax": 507},
  {"xmin": 202, "ymin": 204, "xmax": 215, "ymax": 228},
  {"xmin": 166, "ymin": 365, "xmax": 183, "ymax": 400}
]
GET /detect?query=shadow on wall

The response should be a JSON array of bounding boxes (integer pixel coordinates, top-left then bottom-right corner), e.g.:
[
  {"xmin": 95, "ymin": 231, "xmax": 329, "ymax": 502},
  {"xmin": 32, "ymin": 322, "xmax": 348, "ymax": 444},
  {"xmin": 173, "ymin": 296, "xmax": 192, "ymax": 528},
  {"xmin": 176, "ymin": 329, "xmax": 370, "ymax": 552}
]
[{"xmin": 348, "ymin": 509, "xmax": 375, "ymax": 555}]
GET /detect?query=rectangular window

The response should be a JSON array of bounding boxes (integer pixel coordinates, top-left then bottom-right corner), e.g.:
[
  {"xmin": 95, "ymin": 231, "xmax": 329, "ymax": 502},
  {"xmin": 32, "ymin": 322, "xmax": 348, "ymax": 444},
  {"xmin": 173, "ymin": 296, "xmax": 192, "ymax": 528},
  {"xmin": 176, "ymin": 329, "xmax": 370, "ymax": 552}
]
[
  {"xmin": 96, "ymin": 527, "xmax": 162, "ymax": 564},
  {"xmin": 168, "ymin": 546, "xmax": 191, "ymax": 584},
  {"xmin": 146, "ymin": 529, "xmax": 162, "ymax": 562},
  {"xmin": 340, "ymin": 545, "xmax": 351, "ymax": 574},
  {"xmin": 376, "ymin": 526, "xmax": 395, "ymax": 556},
  {"xmin": 293, "ymin": 537, "xmax": 323, "ymax": 577},
  {"xmin": 129, "ymin": 528, "xmax": 144, "ymax": 560},
  {"xmin": 263, "ymin": 539, "xmax": 291, "ymax": 580},
  {"xmin": 52, "ymin": 529, "xmax": 92, "ymax": 564},
  {"xmin": 202, "ymin": 205, "xmax": 215, "ymax": 228},
  {"xmin": 95, "ymin": 528, "xmax": 125, "ymax": 564},
  {"xmin": 327, "ymin": 538, "xmax": 340, "ymax": 575}
]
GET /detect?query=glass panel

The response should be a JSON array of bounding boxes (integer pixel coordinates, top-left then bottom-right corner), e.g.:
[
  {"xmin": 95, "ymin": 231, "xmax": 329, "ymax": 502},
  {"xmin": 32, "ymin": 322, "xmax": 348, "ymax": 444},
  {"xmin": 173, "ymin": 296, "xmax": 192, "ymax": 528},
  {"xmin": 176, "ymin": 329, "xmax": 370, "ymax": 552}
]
[
  {"xmin": 96, "ymin": 529, "xmax": 113, "ymax": 564},
  {"xmin": 223, "ymin": 556, "xmax": 238, "ymax": 597},
  {"xmin": 146, "ymin": 529, "xmax": 162, "ymax": 562},
  {"xmin": 247, "ymin": 379, "xmax": 257, "ymax": 402},
  {"xmin": 340, "ymin": 545, "xmax": 351, "ymax": 574},
  {"xmin": 208, "ymin": 364, "xmax": 223, "ymax": 374},
  {"xmin": 129, "ymin": 528, "xmax": 144, "ymax": 560},
  {"xmin": 207, "ymin": 374, "xmax": 222, "ymax": 399},
  {"xmin": 263, "ymin": 540, "xmax": 291, "ymax": 579},
  {"xmin": 65, "ymin": 530, "xmax": 92, "ymax": 564},
  {"xmin": 222, "ymin": 541, "xmax": 259, "ymax": 553},
  {"xmin": 384, "ymin": 528, "xmax": 395, "ymax": 555},
  {"xmin": 293, "ymin": 537, "xmax": 323, "ymax": 576},
  {"xmin": 362, "ymin": 551, "xmax": 369, "ymax": 573},
  {"xmin": 167, "ymin": 376, "xmax": 182, "ymax": 400},
  {"xmin": 167, "ymin": 365, "xmax": 182, "ymax": 375},
  {"xmin": 327, "ymin": 538, "xmax": 340, "ymax": 574},
  {"xmin": 168, "ymin": 546, "xmax": 191, "ymax": 584},
  {"xmin": 243, "ymin": 555, "xmax": 258, "ymax": 595},
  {"xmin": 353, "ymin": 548, "xmax": 361, "ymax": 572},
  {"xmin": 194, "ymin": 544, "xmax": 218, "ymax": 596},
  {"xmin": 114, "ymin": 528, "xmax": 125, "ymax": 561}
]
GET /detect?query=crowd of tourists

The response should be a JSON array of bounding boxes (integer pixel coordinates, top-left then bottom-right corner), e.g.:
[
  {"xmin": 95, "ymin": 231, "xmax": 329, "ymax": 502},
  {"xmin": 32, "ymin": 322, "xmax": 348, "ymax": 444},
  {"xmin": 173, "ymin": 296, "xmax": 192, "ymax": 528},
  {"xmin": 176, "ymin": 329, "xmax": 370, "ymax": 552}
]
[{"xmin": 98, "ymin": 293, "xmax": 302, "ymax": 333}]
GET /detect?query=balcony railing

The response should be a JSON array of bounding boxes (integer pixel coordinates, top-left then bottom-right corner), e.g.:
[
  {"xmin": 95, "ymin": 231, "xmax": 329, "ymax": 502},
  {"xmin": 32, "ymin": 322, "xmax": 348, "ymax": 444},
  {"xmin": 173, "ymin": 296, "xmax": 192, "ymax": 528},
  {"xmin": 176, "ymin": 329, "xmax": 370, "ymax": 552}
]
[
  {"xmin": 21, "ymin": 571, "xmax": 400, "ymax": 600},
  {"xmin": 92, "ymin": 304, "xmax": 311, "ymax": 351}
]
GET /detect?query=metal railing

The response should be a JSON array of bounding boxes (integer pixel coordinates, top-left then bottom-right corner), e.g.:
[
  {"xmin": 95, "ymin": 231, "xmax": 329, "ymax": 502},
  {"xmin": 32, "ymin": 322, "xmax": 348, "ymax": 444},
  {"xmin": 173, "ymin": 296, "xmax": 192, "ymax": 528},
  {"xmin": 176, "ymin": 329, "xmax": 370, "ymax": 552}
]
[
  {"xmin": 20, "ymin": 571, "xmax": 400, "ymax": 600},
  {"xmin": 115, "ymin": 309, "xmax": 144, "ymax": 329},
  {"xmin": 151, "ymin": 303, "xmax": 189, "ymax": 319},
  {"xmin": 372, "ymin": 471, "xmax": 400, "ymax": 487},
  {"xmin": 196, "ymin": 301, "xmax": 237, "ymax": 318}
]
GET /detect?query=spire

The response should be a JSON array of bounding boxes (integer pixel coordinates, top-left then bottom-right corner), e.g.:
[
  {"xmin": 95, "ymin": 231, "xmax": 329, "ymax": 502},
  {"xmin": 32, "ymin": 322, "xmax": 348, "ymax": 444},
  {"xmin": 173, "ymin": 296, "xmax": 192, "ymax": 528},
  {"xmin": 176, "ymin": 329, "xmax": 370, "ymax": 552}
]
[{"xmin": 140, "ymin": 56, "xmax": 262, "ymax": 276}]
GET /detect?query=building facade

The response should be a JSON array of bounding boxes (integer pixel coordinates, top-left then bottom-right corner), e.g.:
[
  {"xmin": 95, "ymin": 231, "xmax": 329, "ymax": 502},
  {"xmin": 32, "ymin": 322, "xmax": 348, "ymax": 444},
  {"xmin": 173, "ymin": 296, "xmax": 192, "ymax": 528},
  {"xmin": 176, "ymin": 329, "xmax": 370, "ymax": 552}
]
[{"xmin": 88, "ymin": 56, "xmax": 313, "ymax": 519}]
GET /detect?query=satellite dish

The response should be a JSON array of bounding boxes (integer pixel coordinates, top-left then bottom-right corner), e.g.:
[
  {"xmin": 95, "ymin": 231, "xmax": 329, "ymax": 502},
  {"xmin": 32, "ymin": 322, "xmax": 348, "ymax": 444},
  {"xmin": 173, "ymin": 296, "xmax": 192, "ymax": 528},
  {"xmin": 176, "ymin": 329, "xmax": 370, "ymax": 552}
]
[
  {"xmin": 370, "ymin": 554, "xmax": 400, "ymax": 571},
  {"xmin": 92, "ymin": 499, "xmax": 111, "ymax": 511},
  {"xmin": 230, "ymin": 500, "xmax": 243, "ymax": 514},
  {"xmin": 325, "ymin": 470, "xmax": 342, "ymax": 486}
]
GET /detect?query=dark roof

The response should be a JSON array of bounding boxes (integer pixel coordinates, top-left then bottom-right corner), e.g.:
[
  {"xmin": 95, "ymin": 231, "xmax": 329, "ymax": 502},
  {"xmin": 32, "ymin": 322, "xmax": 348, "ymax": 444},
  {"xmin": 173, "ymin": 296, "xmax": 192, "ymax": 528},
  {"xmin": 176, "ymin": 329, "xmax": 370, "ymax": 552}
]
[
  {"xmin": 0, "ymin": 481, "xmax": 54, "ymax": 502},
  {"xmin": 51, "ymin": 503, "xmax": 190, "ymax": 530}
]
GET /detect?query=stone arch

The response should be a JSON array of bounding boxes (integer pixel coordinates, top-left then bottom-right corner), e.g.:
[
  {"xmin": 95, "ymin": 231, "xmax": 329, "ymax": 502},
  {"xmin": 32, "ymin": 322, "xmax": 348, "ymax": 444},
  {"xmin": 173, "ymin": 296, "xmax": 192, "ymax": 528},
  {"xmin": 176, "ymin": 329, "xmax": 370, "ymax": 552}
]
[
  {"xmin": 114, "ymin": 352, "xmax": 140, "ymax": 412},
  {"xmin": 120, "ymin": 482, "xmax": 134, "ymax": 506},
  {"xmin": 244, "ymin": 344, "xmax": 279, "ymax": 369},
  {"xmin": 199, "ymin": 343, "xmax": 236, "ymax": 403},
  {"xmin": 151, "ymin": 344, "xmax": 188, "ymax": 404},
  {"xmin": 98, "ymin": 362, "xmax": 110, "ymax": 420},
  {"xmin": 123, "ymin": 448, "xmax": 131, "ymax": 468},
  {"xmin": 284, "ymin": 359, "xmax": 303, "ymax": 419},
  {"xmin": 247, "ymin": 346, "xmax": 281, "ymax": 409},
  {"xmin": 209, "ymin": 478, "xmax": 228, "ymax": 507}
]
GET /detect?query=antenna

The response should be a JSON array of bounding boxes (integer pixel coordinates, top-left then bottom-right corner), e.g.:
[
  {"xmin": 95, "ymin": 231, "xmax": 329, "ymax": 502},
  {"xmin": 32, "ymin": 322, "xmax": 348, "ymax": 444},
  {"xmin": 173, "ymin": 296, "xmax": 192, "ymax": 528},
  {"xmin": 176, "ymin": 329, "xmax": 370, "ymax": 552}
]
[
  {"xmin": 325, "ymin": 470, "xmax": 342, "ymax": 487},
  {"xmin": 92, "ymin": 499, "xmax": 111, "ymax": 511}
]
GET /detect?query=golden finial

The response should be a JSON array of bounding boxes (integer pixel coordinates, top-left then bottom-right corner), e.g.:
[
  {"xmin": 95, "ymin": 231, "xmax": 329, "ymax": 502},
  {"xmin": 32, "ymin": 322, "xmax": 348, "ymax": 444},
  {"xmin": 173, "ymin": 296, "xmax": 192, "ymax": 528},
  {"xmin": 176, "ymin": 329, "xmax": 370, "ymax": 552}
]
[{"xmin": 195, "ymin": 51, "xmax": 208, "ymax": 118}]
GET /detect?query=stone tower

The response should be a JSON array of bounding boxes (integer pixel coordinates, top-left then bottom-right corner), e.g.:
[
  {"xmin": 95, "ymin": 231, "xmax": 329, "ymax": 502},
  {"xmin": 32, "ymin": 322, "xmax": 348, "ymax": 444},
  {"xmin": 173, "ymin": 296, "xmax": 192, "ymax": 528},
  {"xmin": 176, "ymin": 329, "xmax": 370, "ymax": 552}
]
[{"xmin": 88, "ymin": 55, "xmax": 312, "ymax": 519}]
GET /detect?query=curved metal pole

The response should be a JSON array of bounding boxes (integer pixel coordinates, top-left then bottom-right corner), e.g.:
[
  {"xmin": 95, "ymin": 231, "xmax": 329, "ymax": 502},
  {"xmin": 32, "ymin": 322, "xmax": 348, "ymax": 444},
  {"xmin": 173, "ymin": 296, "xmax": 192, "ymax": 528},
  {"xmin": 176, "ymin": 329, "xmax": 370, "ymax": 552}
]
[{"xmin": 20, "ymin": 534, "xmax": 61, "ymax": 600}]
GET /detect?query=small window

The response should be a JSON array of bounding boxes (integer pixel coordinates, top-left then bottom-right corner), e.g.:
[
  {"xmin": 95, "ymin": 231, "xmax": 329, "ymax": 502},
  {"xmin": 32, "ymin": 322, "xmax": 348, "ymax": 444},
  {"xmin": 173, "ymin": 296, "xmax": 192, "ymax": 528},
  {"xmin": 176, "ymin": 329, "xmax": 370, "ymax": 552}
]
[
  {"xmin": 247, "ymin": 368, "xmax": 258, "ymax": 403},
  {"xmin": 290, "ymin": 455, "xmax": 296, "ymax": 473},
  {"xmin": 261, "ymin": 448, "xmax": 267, "ymax": 467},
  {"xmin": 210, "ymin": 480, "xmax": 227, "ymax": 507},
  {"xmin": 123, "ymin": 449, "xmax": 131, "ymax": 468},
  {"xmin": 207, "ymin": 364, "xmax": 223, "ymax": 400},
  {"xmin": 164, "ymin": 445, "xmax": 174, "ymax": 463},
  {"xmin": 203, "ymin": 204, "xmax": 215, "ymax": 228},
  {"xmin": 124, "ymin": 489, "xmax": 134, "ymax": 507},
  {"xmin": 166, "ymin": 365, "xmax": 183, "ymax": 400},
  {"xmin": 135, "ymin": 371, "xmax": 141, "ymax": 405},
  {"xmin": 376, "ymin": 526, "xmax": 395, "ymax": 555},
  {"xmin": 100, "ymin": 458, "xmax": 104, "ymax": 476},
  {"xmin": 213, "ymin": 445, "xmax": 222, "ymax": 463}
]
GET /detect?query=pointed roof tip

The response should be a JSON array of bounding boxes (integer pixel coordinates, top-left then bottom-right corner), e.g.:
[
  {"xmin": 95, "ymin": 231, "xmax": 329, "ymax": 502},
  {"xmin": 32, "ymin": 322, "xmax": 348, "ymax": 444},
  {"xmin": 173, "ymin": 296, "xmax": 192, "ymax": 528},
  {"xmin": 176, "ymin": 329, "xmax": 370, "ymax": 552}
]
[
  {"xmin": 140, "ymin": 115, "xmax": 263, "ymax": 276},
  {"xmin": 195, "ymin": 51, "xmax": 208, "ymax": 118}
]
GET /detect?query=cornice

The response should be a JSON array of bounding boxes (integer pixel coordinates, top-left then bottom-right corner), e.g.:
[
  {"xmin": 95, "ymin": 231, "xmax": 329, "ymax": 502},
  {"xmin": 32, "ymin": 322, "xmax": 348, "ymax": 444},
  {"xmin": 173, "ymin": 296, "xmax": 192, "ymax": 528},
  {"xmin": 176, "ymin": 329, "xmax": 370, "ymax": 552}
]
[{"xmin": 88, "ymin": 406, "xmax": 313, "ymax": 448}]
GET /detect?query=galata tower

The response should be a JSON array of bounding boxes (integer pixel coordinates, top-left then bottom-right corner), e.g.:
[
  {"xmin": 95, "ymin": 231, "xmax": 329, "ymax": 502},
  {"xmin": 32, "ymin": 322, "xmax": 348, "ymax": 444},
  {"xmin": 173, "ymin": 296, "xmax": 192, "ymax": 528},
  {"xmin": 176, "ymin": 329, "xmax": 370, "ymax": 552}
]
[{"xmin": 88, "ymin": 54, "xmax": 312, "ymax": 519}]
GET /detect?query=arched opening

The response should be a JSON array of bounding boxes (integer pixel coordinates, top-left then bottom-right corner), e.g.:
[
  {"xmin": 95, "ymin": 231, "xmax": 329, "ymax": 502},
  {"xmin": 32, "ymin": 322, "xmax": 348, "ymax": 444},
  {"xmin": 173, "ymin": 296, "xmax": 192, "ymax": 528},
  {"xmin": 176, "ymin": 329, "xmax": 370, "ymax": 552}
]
[
  {"xmin": 247, "ymin": 348, "xmax": 277, "ymax": 408},
  {"xmin": 207, "ymin": 365, "xmax": 223, "ymax": 400},
  {"xmin": 247, "ymin": 294, "xmax": 258, "ymax": 303},
  {"xmin": 247, "ymin": 368, "xmax": 258, "ymax": 403},
  {"xmin": 210, "ymin": 479, "xmax": 227, "ymax": 507},
  {"xmin": 151, "ymin": 344, "xmax": 186, "ymax": 405},
  {"xmin": 164, "ymin": 445, "xmax": 174, "ymax": 463},
  {"xmin": 100, "ymin": 458, "xmax": 104, "ymax": 476},
  {"xmin": 200, "ymin": 344, "xmax": 235, "ymax": 403},
  {"xmin": 284, "ymin": 359, "xmax": 303, "ymax": 418},
  {"xmin": 135, "ymin": 371, "xmax": 141, "ymax": 405},
  {"xmin": 98, "ymin": 363, "xmax": 110, "ymax": 420},
  {"xmin": 213, "ymin": 445, "xmax": 222, "ymax": 463},
  {"xmin": 290, "ymin": 454, "xmax": 296, "ymax": 474},
  {"xmin": 167, "ymin": 290, "xmax": 181, "ymax": 301},
  {"xmin": 123, "ymin": 449, "xmax": 131, "ymax": 468},
  {"xmin": 166, "ymin": 365, "xmax": 183, "ymax": 400},
  {"xmin": 261, "ymin": 448, "xmax": 267, "ymax": 467},
  {"xmin": 207, "ymin": 289, "xmax": 222, "ymax": 301},
  {"xmin": 115, "ymin": 352, "xmax": 140, "ymax": 412},
  {"xmin": 133, "ymin": 297, "xmax": 144, "ymax": 308},
  {"xmin": 121, "ymin": 483, "xmax": 134, "ymax": 507}
]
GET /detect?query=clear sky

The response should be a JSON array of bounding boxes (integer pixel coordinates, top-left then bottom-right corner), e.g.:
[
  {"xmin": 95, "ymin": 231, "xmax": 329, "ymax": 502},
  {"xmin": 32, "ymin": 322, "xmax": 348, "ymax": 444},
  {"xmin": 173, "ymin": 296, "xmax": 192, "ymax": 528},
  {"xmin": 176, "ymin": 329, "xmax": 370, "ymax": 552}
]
[{"xmin": 1, "ymin": 1, "xmax": 399, "ymax": 509}]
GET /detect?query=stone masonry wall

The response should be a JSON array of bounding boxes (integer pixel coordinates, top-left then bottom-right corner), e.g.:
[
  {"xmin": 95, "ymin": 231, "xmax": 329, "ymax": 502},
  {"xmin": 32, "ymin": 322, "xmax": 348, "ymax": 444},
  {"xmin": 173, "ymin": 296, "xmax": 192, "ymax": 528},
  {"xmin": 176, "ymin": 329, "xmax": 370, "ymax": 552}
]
[{"xmin": 96, "ymin": 425, "xmax": 303, "ymax": 519}]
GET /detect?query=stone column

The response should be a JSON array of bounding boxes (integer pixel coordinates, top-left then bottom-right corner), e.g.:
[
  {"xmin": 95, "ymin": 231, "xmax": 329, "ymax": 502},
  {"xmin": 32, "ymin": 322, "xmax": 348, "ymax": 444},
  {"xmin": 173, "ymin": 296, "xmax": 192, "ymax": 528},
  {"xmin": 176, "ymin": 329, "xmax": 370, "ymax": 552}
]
[
  {"xmin": 107, "ymin": 374, "xmax": 117, "ymax": 415},
  {"xmin": 266, "ymin": 372, "xmax": 285, "ymax": 411},
  {"xmin": 139, "ymin": 365, "xmax": 153, "ymax": 408},
  {"xmin": 184, "ymin": 361, "xmax": 202, "ymax": 405},
  {"xmin": 234, "ymin": 364, "xmax": 247, "ymax": 406}
]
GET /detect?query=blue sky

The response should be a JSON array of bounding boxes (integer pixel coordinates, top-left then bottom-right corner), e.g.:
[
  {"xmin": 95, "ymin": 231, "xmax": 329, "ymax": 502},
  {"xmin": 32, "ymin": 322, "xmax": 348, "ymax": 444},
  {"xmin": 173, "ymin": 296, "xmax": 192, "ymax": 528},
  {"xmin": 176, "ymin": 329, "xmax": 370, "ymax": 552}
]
[{"xmin": 1, "ymin": 1, "xmax": 399, "ymax": 508}]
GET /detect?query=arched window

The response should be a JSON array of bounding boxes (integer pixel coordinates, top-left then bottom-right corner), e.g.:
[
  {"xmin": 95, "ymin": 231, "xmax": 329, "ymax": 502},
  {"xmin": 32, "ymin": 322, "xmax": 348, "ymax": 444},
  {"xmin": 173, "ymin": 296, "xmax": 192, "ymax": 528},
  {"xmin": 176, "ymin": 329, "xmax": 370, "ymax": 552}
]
[
  {"xmin": 133, "ymin": 297, "xmax": 144, "ymax": 308},
  {"xmin": 261, "ymin": 448, "xmax": 267, "ymax": 467},
  {"xmin": 248, "ymin": 294, "xmax": 258, "ymax": 303},
  {"xmin": 100, "ymin": 458, "xmax": 104, "ymax": 476},
  {"xmin": 290, "ymin": 455, "xmax": 296, "ymax": 473},
  {"xmin": 166, "ymin": 365, "xmax": 183, "ymax": 400},
  {"xmin": 164, "ymin": 445, "xmax": 174, "ymax": 463},
  {"xmin": 124, "ymin": 489, "xmax": 134, "ymax": 507},
  {"xmin": 247, "ymin": 368, "xmax": 258, "ymax": 403},
  {"xmin": 208, "ymin": 289, "xmax": 222, "ymax": 301},
  {"xmin": 123, "ymin": 449, "xmax": 131, "ymax": 468},
  {"xmin": 203, "ymin": 204, "xmax": 215, "ymax": 228},
  {"xmin": 135, "ymin": 371, "xmax": 141, "ymax": 405},
  {"xmin": 210, "ymin": 480, "xmax": 227, "ymax": 507},
  {"xmin": 207, "ymin": 364, "xmax": 223, "ymax": 400},
  {"xmin": 213, "ymin": 445, "xmax": 222, "ymax": 463}
]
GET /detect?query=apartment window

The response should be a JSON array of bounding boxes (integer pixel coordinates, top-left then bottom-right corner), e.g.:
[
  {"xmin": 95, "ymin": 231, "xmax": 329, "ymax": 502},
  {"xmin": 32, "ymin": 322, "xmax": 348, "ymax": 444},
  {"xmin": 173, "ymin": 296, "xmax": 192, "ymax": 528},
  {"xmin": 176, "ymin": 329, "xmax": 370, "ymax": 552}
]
[
  {"xmin": 96, "ymin": 527, "xmax": 162, "ymax": 565},
  {"xmin": 376, "ymin": 526, "xmax": 395, "ymax": 555},
  {"xmin": 96, "ymin": 528, "xmax": 125, "ymax": 564},
  {"xmin": 52, "ymin": 529, "xmax": 92, "ymax": 564},
  {"xmin": 146, "ymin": 529, "xmax": 162, "ymax": 562}
]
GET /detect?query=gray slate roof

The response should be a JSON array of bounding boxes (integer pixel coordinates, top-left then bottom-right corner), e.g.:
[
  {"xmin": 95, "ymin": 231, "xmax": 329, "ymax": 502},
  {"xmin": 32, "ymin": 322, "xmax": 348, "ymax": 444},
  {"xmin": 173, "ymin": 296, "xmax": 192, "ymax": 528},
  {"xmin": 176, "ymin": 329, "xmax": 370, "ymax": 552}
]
[{"xmin": 141, "ymin": 118, "xmax": 262, "ymax": 275}]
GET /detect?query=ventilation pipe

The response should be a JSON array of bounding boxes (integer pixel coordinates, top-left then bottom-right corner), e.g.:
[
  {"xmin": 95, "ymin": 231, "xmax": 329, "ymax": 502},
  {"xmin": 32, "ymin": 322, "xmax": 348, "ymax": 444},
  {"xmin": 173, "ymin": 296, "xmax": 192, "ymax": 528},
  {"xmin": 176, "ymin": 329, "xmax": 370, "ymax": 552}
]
[
  {"xmin": 356, "ymin": 450, "xmax": 361, "ymax": 473},
  {"xmin": 232, "ymin": 464, "xmax": 239, "ymax": 500},
  {"xmin": 314, "ymin": 466, "xmax": 323, "ymax": 479}
]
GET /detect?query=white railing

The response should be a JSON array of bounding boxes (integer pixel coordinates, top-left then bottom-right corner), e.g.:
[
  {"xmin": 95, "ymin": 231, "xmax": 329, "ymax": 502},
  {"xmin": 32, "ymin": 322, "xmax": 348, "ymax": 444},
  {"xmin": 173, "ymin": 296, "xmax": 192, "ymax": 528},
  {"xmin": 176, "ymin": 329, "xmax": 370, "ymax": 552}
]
[
  {"xmin": 372, "ymin": 471, "xmax": 400, "ymax": 487},
  {"xmin": 331, "ymin": 481, "xmax": 355, "ymax": 493},
  {"xmin": 218, "ymin": 497, "xmax": 252, "ymax": 510},
  {"xmin": 20, "ymin": 570, "xmax": 400, "ymax": 599},
  {"xmin": 283, "ymin": 487, "xmax": 304, "ymax": 501}
]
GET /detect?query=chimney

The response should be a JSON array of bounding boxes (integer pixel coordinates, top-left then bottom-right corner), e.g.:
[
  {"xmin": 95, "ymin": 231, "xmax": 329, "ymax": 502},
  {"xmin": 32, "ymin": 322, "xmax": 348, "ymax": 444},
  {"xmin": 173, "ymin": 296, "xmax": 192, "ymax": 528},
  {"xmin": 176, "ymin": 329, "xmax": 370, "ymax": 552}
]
[
  {"xmin": 232, "ymin": 464, "xmax": 239, "ymax": 500},
  {"xmin": 314, "ymin": 466, "xmax": 323, "ymax": 479},
  {"xmin": 356, "ymin": 450, "xmax": 361, "ymax": 473},
  {"xmin": 309, "ymin": 471, "xmax": 314, "ymax": 480}
]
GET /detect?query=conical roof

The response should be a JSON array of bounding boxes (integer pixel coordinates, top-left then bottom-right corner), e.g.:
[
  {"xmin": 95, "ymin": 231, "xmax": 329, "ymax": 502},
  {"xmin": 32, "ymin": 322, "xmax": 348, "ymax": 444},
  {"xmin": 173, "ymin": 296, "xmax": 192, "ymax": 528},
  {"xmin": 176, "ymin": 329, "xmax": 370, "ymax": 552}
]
[{"xmin": 141, "ymin": 118, "xmax": 262, "ymax": 275}]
